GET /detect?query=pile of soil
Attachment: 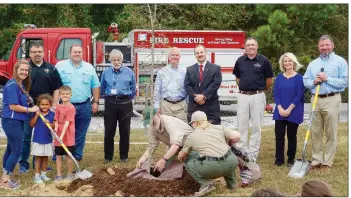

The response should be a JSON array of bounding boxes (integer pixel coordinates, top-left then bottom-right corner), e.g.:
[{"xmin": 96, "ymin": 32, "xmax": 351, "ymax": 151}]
[{"xmin": 67, "ymin": 167, "xmax": 200, "ymax": 196}]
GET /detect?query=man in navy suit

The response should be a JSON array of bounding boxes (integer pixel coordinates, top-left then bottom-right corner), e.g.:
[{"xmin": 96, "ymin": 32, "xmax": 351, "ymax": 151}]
[{"xmin": 184, "ymin": 44, "xmax": 222, "ymax": 125}]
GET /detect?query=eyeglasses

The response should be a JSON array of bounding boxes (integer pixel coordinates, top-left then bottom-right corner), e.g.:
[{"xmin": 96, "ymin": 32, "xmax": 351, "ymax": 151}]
[{"xmin": 30, "ymin": 51, "xmax": 43, "ymax": 54}]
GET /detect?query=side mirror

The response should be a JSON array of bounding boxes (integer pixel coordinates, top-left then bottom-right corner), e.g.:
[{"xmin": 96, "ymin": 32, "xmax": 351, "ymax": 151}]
[{"xmin": 20, "ymin": 38, "xmax": 26, "ymax": 59}]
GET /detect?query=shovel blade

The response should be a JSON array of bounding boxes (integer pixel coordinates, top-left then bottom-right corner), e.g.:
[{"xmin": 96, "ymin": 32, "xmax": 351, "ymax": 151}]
[
  {"xmin": 76, "ymin": 169, "xmax": 93, "ymax": 180},
  {"xmin": 288, "ymin": 159, "xmax": 311, "ymax": 178}
]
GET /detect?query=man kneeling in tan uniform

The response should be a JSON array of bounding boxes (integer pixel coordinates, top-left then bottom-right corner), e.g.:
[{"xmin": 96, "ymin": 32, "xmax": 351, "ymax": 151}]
[
  {"xmin": 178, "ymin": 111, "xmax": 241, "ymax": 196},
  {"xmin": 137, "ymin": 113, "xmax": 194, "ymax": 173}
]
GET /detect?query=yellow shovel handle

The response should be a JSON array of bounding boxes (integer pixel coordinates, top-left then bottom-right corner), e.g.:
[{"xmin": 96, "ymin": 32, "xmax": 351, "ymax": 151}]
[
  {"xmin": 312, "ymin": 85, "xmax": 320, "ymax": 110},
  {"xmin": 38, "ymin": 114, "xmax": 72, "ymax": 156}
]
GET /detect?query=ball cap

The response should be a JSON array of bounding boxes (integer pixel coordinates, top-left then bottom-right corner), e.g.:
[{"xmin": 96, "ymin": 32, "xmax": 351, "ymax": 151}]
[{"xmin": 189, "ymin": 111, "xmax": 207, "ymax": 124}]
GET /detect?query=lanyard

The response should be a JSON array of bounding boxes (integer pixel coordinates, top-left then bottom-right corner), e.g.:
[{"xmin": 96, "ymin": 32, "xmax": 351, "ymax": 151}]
[{"xmin": 112, "ymin": 69, "xmax": 122, "ymax": 87}]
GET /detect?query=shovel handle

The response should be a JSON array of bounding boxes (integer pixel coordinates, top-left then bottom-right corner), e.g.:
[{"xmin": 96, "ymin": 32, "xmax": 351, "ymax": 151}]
[
  {"xmin": 38, "ymin": 113, "xmax": 82, "ymax": 172},
  {"xmin": 312, "ymin": 85, "xmax": 320, "ymax": 111}
]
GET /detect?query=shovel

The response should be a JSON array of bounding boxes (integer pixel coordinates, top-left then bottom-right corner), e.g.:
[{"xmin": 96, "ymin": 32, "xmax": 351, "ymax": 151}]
[
  {"xmin": 38, "ymin": 113, "xmax": 93, "ymax": 180},
  {"xmin": 288, "ymin": 70, "xmax": 323, "ymax": 178}
]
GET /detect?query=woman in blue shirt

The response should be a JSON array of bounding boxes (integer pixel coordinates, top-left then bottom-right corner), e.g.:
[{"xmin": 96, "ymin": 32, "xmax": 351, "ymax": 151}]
[
  {"xmin": 1, "ymin": 60, "xmax": 39, "ymax": 189},
  {"xmin": 273, "ymin": 52, "xmax": 304, "ymax": 167}
]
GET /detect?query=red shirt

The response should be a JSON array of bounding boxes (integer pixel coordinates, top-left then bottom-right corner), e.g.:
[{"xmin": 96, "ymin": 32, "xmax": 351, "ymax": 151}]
[{"xmin": 54, "ymin": 103, "xmax": 76, "ymax": 146}]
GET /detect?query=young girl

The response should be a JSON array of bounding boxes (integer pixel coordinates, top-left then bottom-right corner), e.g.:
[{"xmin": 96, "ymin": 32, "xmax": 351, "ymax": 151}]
[{"xmin": 29, "ymin": 94, "xmax": 55, "ymax": 184}]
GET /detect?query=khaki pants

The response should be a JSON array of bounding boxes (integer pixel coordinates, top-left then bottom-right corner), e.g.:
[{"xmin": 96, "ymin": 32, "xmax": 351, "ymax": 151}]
[
  {"xmin": 236, "ymin": 93, "xmax": 266, "ymax": 161},
  {"xmin": 185, "ymin": 151, "xmax": 239, "ymax": 188},
  {"xmin": 310, "ymin": 94, "xmax": 341, "ymax": 167},
  {"xmin": 160, "ymin": 99, "xmax": 188, "ymax": 122}
]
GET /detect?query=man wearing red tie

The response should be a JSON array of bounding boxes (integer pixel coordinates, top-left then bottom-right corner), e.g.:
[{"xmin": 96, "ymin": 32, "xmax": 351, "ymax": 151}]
[{"xmin": 184, "ymin": 44, "xmax": 222, "ymax": 124}]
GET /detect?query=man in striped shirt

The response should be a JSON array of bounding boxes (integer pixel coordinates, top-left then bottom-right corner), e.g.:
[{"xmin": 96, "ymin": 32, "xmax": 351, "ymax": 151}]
[{"xmin": 303, "ymin": 35, "xmax": 348, "ymax": 172}]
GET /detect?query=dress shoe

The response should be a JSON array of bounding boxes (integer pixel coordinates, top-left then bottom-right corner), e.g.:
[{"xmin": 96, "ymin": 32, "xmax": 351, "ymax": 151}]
[{"xmin": 104, "ymin": 159, "xmax": 112, "ymax": 164}]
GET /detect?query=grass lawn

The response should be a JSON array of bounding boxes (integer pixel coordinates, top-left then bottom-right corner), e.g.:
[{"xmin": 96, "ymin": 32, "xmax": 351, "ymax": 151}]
[{"xmin": 0, "ymin": 122, "xmax": 348, "ymax": 196}]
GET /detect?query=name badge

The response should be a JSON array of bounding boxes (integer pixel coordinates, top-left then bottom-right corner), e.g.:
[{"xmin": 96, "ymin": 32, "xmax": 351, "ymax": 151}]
[{"xmin": 111, "ymin": 88, "xmax": 117, "ymax": 95}]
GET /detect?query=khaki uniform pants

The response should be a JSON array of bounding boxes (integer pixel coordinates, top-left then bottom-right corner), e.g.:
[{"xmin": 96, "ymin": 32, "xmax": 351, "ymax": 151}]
[
  {"xmin": 160, "ymin": 100, "xmax": 188, "ymax": 122},
  {"xmin": 236, "ymin": 93, "xmax": 266, "ymax": 161},
  {"xmin": 185, "ymin": 151, "xmax": 239, "ymax": 188},
  {"xmin": 311, "ymin": 94, "xmax": 341, "ymax": 167}
]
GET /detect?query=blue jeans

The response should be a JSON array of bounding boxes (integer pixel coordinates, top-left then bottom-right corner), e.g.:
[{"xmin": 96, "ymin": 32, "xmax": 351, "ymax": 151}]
[
  {"xmin": 72, "ymin": 100, "xmax": 92, "ymax": 161},
  {"xmin": 18, "ymin": 118, "xmax": 33, "ymax": 170},
  {"xmin": 2, "ymin": 118, "xmax": 24, "ymax": 175}
]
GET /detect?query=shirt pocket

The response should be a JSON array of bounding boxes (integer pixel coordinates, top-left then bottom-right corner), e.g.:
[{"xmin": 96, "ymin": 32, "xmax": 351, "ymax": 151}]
[
  {"xmin": 82, "ymin": 72, "xmax": 92, "ymax": 84},
  {"xmin": 328, "ymin": 65, "xmax": 339, "ymax": 78},
  {"xmin": 61, "ymin": 71, "xmax": 72, "ymax": 83}
]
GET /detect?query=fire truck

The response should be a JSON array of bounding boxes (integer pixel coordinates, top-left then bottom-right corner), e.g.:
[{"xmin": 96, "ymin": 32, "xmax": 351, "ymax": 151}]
[{"xmin": 0, "ymin": 25, "xmax": 245, "ymax": 112}]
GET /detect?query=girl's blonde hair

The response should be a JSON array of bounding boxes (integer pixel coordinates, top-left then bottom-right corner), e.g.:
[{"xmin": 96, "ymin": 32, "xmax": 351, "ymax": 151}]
[
  {"xmin": 278, "ymin": 52, "xmax": 303, "ymax": 72},
  {"xmin": 301, "ymin": 180, "xmax": 332, "ymax": 197},
  {"xmin": 13, "ymin": 59, "xmax": 31, "ymax": 93}
]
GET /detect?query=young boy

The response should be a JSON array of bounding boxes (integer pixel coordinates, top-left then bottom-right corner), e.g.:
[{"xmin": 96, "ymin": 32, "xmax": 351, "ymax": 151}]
[{"xmin": 54, "ymin": 85, "xmax": 76, "ymax": 181}]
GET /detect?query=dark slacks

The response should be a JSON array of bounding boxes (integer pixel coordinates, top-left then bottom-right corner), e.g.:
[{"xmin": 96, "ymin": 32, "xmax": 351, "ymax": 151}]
[
  {"xmin": 104, "ymin": 97, "xmax": 132, "ymax": 161},
  {"xmin": 275, "ymin": 120, "xmax": 299, "ymax": 164}
]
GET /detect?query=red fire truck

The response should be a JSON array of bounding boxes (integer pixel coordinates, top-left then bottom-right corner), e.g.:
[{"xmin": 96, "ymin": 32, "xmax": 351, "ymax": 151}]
[{"xmin": 0, "ymin": 26, "xmax": 245, "ymax": 111}]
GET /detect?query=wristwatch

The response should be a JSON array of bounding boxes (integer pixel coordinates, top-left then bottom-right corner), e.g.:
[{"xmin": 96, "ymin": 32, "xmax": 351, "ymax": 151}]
[
  {"xmin": 92, "ymin": 100, "xmax": 99, "ymax": 105},
  {"xmin": 162, "ymin": 156, "xmax": 168, "ymax": 162}
]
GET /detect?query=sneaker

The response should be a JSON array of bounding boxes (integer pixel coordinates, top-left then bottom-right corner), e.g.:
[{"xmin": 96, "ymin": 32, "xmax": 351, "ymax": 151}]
[
  {"xmin": 65, "ymin": 173, "xmax": 76, "ymax": 181},
  {"xmin": 46, "ymin": 166, "xmax": 53, "ymax": 172},
  {"xmin": 19, "ymin": 167, "xmax": 29, "ymax": 174},
  {"xmin": 34, "ymin": 176, "xmax": 43, "ymax": 184},
  {"xmin": 287, "ymin": 163, "xmax": 294, "ymax": 168},
  {"xmin": 54, "ymin": 176, "xmax": 63, "ymax": 182},
  {"xmin": 194, "ymin": 184, "xmax": 216, "ymax": 197},
  {"xmin": 41, "ymin": 174, "xmax": 51, "ymax": 182},
  {"xmin": 120, "ymin": 158, "xmax": 128, "ymax": 163},
  {"xmin": 0, "ymin": 180, "xmax": 21, "ymax": 189}
]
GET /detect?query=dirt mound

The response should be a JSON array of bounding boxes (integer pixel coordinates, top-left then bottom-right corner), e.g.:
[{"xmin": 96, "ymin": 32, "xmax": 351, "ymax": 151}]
[{"xmin": 67, "ymin": 167, "xmax": 200, "ymax": 196}]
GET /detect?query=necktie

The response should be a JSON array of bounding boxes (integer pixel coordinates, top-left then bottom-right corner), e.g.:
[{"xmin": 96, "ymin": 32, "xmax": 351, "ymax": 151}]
[{"xmin": 199, "ymin": 64, "xmax": 203, "ymax": 81}]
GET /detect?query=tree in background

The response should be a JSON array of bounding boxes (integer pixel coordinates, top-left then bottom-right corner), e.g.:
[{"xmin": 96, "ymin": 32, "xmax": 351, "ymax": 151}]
[{"xmin": 0, "ymin": 4, "xmax": 347, "ymax": 76}]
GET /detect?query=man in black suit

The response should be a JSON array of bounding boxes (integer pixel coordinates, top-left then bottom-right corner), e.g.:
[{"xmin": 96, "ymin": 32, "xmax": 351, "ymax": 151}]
[{"xmin": 184, "ymin": 44, "xmax": 222, "ymax": 125}]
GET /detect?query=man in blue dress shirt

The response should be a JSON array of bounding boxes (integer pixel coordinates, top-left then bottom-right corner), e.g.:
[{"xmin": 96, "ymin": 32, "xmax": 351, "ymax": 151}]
[
  {"xmin": 100, "ymin": 49, "xmax": 136, "ymax": 163},
  {"xmin": 154, "ymin": 47, "xmax": 187, "ymax": 122},
  {"xmin": 303, "ymin": 35, "xmax": 348, "ymax": 172},
  {"xmin": 55, "ymin": 44, "xmax": 100, "ymax": 161}
]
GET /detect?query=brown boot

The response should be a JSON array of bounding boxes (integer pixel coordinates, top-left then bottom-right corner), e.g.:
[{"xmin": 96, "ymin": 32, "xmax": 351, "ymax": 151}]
[
  {"xmin": 309, "ymin": 163, "xmax": 322, "ymax": 170},
  {"xmin": 320, "ymin": 165, "xmax": 331, "ymax": 173}
]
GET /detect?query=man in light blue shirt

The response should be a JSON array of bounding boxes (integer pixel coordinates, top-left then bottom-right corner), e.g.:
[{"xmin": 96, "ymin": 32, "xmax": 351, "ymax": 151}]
[
  {"xmin": 56, "ymin": 44, "xmax": 100, "ymax": 161},
  {"xmin": 303, "ymin": 35, "xmax": 348, "ymax": 172},
  {"xmin": 100, "ymin": 49, "xmax": 136, "ymax": 163},
  {"xmin": 154, "ymin": 47, "xmax": 187, "ymax": 122}
]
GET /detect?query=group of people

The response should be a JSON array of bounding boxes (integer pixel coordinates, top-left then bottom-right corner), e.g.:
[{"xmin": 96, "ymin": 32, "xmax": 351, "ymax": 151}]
[
  {"xmin": 0, "ymin": 32, "xmax": 347, "ymax": 194},
  {"xmin": 136, "ymin": 34, "xmax": 347, "ymax": 196},
  {"xmin": 1, "ymin": 42, "xmax": 103, "ymax": 189}
]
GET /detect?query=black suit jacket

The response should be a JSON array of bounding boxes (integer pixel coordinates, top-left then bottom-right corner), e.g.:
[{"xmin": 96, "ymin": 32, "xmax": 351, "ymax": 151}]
[{"xmin": 184, "ymin": 61, "xmax": 222, "ymax": 124}]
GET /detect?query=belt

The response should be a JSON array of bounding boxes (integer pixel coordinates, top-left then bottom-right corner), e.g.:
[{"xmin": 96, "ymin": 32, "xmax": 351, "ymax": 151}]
[
  {"xmin": 239, "ymin": 90, "xmax": 264, "ymax": 95},
  {"xmin": 72, "ymin": 98, "xmax": 90, "ymax": 105},
  {"xmin": 106, "ymin": 95, "xmax": 130, "ymax": 100},
  {"xmin": 163, "ymin": 97, "xmax": 185, "ymax": 104},
  {"xmin": 315, "ymin": 92, "xmax": 339, "ymax": 98},
  {"xmin": 197, "ymin": 150, "xmax": 231, "ymax": 161}
]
